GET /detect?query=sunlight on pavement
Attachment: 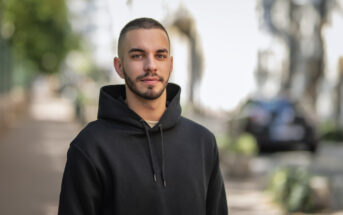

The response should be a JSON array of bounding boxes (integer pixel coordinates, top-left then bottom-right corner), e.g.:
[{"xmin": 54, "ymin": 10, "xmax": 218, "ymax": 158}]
[
  {"xmin": 43, "ymin": 203, "xmax": 58, "ymax": 215},
  {"xmin": 226, "ymin": 182, "xmax": 283, "ymax": 215},
  {"xmin": 30, "ymin": 76, "xmax": 75, "ymax": 122},
  {"xmin": 30, "ymin": 97, "xmax": 74, "ymax": 122}
]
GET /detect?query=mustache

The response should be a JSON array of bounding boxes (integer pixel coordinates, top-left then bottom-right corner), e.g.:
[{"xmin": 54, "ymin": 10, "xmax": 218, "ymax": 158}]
[{"xmin": 136, "ymin": 72, "xmax": 164, "ymax": 82}]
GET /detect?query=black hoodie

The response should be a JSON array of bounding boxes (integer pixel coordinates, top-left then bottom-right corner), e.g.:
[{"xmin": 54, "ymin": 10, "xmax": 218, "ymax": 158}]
[{"xmin": 58, "ymin": 83, "xmax": 228, "ymax": 215}]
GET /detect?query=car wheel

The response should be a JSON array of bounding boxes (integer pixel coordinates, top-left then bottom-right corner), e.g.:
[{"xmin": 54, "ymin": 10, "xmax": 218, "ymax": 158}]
[{"xmin": 307, "ymin": 141, "xmax": 318, "ymax": 154}]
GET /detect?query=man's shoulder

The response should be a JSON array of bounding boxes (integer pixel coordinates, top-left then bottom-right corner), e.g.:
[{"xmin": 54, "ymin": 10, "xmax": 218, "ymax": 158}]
[
  {"xmin": 179, "ymin": 116, "xmax": 215, "ymax": 140},
  {"xmin": 178, "ymin": 117, "xmax": 218, "ymax": 157},
  {"xmin": 76, "ymin": 119, "xmax": 102, "ymax": 136},
  {"xmin": 70, "ymin": 120, "xmax": 106, "ymax": 149}
]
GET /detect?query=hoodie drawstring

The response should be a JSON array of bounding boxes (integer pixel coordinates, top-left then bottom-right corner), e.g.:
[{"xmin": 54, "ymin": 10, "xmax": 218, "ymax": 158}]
[
  {"xmin": 141, "ymin": 120, "xmax": 166, "ymax": 188},
  {"xmin": 142, "ymin": 122, "xmax": 157, "ymax": 183},
  {"xmin": 159, "ymin": 124, "xmax": 166, "ymax": 187}
]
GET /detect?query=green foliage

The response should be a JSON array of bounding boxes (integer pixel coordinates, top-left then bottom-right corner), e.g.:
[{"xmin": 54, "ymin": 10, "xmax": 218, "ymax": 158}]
[
  {"xmin": 218, "ymin": 133, "xmax": 258, "ymax": 155},
  {"xmin": 269, "ymin": 168, "xmax": 288, "ymax": 202},
  {"xmin": 268, "ymin": 167, "xmax": 317, "ymax": 213},
  {"xmin": 1, "ymin": 0, "xmax": 79, "ymax": 74},
  {"xmin": 319, "ymin": 120, "xmax": 343, "ymax": 142},
  {"xmin": 234, "ymin": 133, "xmax": 258, "ymax": 155},
  {"xmin": 215, "ymin": 133, "xmax": 232, "ymax": 149}
]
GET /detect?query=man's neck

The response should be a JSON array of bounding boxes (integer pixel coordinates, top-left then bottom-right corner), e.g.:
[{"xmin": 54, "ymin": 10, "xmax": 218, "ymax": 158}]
[{"xmin": 125, "ymin": 87, "xmax": 167, "ymax": 122}]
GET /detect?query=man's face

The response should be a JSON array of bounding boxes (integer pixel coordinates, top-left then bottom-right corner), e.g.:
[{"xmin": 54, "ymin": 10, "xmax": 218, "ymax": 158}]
[{"xmin": 115, "ymin": 29, "xmax": 173, "ymax": 100}]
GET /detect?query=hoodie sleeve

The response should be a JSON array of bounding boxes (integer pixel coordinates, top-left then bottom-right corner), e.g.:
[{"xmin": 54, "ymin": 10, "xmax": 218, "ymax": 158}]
[
  {"xmin": 58, "ymin": 144, "xmax": 103, "ymax": 215},
  {"xmin": 206, "ymin": 136, "xmax": 229, "ymax": 215}
]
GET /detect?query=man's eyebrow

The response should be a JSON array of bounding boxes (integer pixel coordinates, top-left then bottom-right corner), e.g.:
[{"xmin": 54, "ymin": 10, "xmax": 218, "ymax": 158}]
[
  {"xmin": 128, "ymin": 48, "xmax": 145, "ymax": 53},
  {"xmin": 128, "ymin": 48, "xmax": 169, "ymax": 54},
  {"xmin": 156, "ymin": 49, "xmax": 168, "ymax": 53}
]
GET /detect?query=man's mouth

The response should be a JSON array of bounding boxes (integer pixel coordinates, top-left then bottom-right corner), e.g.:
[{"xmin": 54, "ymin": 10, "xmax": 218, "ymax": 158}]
[{"xmin": 140, "ymin": 77, "xmax": 162, "ymax": 85}]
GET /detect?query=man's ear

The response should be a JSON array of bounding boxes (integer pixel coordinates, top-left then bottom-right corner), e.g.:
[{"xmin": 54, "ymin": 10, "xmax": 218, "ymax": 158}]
[
  {"xmin": 170, "ymin": 56, "xmax": 174, "ymax": 74},
  {"xmin": 114, "ymin": 57, "xmax": 124, "ymax": 79}
]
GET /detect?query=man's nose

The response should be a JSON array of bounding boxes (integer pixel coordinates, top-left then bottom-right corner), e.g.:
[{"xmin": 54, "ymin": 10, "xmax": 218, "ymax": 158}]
[{"xmin": 144, "ymin": 55, "xmax": 157, "ymax": 72}]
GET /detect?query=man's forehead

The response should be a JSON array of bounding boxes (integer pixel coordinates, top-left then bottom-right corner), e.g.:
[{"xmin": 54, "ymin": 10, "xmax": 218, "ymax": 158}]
[{"xmin": 123, "ymin": 28, "xmax": 170, "ymax": 51}]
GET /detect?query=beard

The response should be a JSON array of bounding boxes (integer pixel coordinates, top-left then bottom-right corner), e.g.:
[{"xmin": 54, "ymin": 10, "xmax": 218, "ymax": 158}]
[{"xmin": 122, "ymin": 67, "xmax": 170, "ymax": 100}]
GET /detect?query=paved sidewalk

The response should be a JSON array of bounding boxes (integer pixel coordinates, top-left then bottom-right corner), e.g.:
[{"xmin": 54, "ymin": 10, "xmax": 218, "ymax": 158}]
[
  {"xmin": 0, "ymin": 95, "xmax": 80, "ymax": 215},
  {"xmin": 226, "ymin": 178, "xmax": 284, "ymax": 215}
]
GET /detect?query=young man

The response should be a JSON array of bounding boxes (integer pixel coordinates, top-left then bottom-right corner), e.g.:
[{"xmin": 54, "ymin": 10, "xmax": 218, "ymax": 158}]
[{"xmin": 58, "ymin": 17, "xmax": 228, "ymax": 215}]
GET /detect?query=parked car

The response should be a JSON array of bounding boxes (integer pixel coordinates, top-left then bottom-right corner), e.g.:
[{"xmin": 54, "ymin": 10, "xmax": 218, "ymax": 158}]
[{"xmin": 235, "ymin": 97, "xmax": 318, "ymax": 153}]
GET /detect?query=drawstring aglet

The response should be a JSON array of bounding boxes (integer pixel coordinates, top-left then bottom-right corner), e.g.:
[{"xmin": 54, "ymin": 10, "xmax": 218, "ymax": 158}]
[
  {"xmin": 163, "ymin": 180, "xmax": 167, "ymax": 187},
  {"xmin": 153, "ymin": 174, "xmax": 157, "ymax": 182}
]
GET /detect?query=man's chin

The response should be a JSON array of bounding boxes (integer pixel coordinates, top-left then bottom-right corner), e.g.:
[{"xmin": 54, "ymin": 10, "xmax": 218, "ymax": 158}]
[
  {"xmin": 140, "ymin": 89, "xmax": 165, "ymax": 100},
  {"xmin": 127, "ymin": 80, "xmax": 167, "ymax": 100}
]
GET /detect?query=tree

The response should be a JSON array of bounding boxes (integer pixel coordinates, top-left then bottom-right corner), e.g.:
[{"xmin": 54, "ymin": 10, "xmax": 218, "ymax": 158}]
[
  {"xmin": 171, "ymin": 8, "xmax": 204, "ymax": 107},
  {"xmin": 259, "ymin": 0, "xmax": 334, "ymax": 107},
  {"xmin": 2, "ymin": 0, "xmax": 78, "ymax": 74}
]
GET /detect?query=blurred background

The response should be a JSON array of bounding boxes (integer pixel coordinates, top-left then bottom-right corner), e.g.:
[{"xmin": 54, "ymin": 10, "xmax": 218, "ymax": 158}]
[{"xmin": 1, "ymin": 0, "xmax": 343, "ymax": 214}]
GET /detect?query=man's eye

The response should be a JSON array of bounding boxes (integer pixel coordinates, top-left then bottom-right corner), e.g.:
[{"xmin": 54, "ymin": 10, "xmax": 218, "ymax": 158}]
[
  {"xmin": 131, "ymin": 54, "xmax": 142, "ymax": 59},
  {"xmin": 156, "ymin": 54, "xmax": 166, "ymax": 59}
]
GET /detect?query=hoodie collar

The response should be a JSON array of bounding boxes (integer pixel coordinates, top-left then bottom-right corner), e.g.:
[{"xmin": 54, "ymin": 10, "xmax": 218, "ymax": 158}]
[{"xmin": 97, "ymin": 83, "xmax": 182, "ymax": 131}]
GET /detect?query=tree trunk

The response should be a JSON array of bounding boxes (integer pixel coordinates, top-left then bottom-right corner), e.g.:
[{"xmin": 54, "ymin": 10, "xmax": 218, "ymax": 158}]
[{"xmin": 334, "ymin": 58, "xmax": 343, "ymax": 126}]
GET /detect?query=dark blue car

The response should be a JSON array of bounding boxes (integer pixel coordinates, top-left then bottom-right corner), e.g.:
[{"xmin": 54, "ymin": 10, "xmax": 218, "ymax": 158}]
[{"xmin": 238, "ymin": 97, "xmax": 318, "ymax": 153}]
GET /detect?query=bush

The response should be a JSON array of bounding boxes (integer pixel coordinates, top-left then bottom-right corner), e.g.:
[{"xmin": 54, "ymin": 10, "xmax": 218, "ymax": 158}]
[
  {"xmin": 234, "ymin": 133, "xmax": 258, "ymax": 155},
  {"xmin": 217, "ymin": 133, "xmax": 258, "ymax": 155},
  {"xmin": 268, "ymin": 167, "xmax": 319, "ymax": 213},
  {"xmin": 319, "ymin": 121, "xmax": 343, "ymax": 142}
]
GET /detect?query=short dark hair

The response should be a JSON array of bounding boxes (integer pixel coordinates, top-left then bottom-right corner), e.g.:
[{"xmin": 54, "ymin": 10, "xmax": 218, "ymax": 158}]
[{"xmin": 117, "ymin": 17, "xmax": 170, "ymax": 59}]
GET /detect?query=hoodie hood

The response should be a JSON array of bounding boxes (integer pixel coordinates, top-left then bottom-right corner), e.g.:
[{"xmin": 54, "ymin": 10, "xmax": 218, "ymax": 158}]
[
  {"xmin": 97, "ymin": 83, "xmax": 182, "ymax": 132},
  {"xmin": 97, "ymin": 83, "xmax": 182, "ymax": 187}
]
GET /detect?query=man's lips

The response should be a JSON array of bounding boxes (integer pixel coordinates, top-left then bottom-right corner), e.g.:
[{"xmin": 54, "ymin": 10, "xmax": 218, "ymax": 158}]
[{"xmin": 140, "ymin": 77, "xmax": 161, "ymax": 84}]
